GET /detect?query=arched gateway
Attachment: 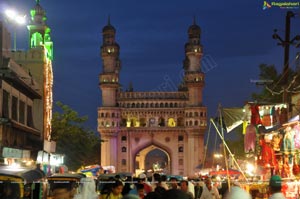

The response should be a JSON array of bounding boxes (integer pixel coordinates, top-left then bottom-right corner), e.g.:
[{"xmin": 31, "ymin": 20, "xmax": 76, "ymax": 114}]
[
  {"xmin": 98, "ymin": 18, "xmax": 207, "ymax": 176},
  {"xmin": 135, "ymin": 145, "xmax": 171, "ymax": 174}
]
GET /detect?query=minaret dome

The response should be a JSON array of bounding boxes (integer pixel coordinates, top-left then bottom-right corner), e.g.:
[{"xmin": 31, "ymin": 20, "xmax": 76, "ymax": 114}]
[{"xmin": 188, "ymin": 18, "xmax": 201, "ymax": 38}]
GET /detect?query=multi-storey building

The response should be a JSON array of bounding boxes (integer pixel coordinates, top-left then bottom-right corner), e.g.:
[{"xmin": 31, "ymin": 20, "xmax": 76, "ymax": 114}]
[
  {"xmin": 11, "ymin": 1, "xmax": 54, "ymax": 143},
  {"xmin": 0, "ymin": 0, "xmax": 54, "ymax": 163},
  {"xmin": 98, "ymin": 19, "xmax": 207, "ymax": 176},
  {"xmin": 0, "ymin": 21, "xmax": 42, "ymax": 163}
]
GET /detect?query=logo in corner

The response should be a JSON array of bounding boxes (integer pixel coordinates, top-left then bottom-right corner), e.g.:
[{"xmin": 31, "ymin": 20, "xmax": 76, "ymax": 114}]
[{"xmin": 263, "ymin": 1, "xmax": 272, "ymax": 10}]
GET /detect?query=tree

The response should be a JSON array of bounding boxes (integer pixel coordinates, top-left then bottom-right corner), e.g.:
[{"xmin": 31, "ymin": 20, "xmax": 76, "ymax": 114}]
[
  {"xmin": 51, "ymin": 101, "xmax": 100, "ymax": 171},
  {"xmin": 252, "ymin": 63, "xmax": 300, "ymax": 103}
]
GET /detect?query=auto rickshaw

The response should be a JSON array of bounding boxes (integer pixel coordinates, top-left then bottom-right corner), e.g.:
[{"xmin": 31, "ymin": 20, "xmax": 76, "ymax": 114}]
[
  {"xmin": 0, "ymin": 165, "xmax": 46, "ymax": 199},
  {"xmin": 47, "ymin": 173, "xmax": 98, "ymax": 199}
]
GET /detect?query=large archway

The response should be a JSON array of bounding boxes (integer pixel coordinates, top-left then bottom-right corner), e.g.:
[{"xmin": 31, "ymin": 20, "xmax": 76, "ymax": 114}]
[{"xmin": 135, "ymin": 145, "xmax": 170, "ymax": 176}]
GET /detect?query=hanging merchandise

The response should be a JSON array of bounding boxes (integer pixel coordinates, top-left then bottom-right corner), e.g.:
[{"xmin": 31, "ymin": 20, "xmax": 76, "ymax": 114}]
[
  {"xmin": 250, "ymin": 105, "xmax": 262, "ymax": 125},
  {"xmin": 244, "ymin": 124, "xmax": 257, "ymax": 153},
  {"xmin": 258, "ymin": 135, "xmax": 276, "ymax": 170},
  {"xmin": 294, "ymin": 124, "xmax": 300, "ymax": 149},
  {"xmin": 280, "ymin": 107, "xmax": 288, "ymax": 124},
  {"xmin": 283, "ymin": 126, "xmax": 295, "ymax": 165}
]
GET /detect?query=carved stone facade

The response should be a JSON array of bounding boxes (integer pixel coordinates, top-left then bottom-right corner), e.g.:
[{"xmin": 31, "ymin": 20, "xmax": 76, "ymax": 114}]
[{"xmin": 98, "ymin": 19, "xmax": 207, "ymax": 176}]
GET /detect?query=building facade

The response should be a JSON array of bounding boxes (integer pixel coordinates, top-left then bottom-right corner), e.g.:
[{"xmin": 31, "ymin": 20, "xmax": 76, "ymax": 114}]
[
  {"xmin": 0, "ymin": 21, "xmax": 42, "ymax": 163},
  {"xmin": 0, "ymin": 0, "xmax": 54, "ymax": 163},
  {"xmin": 98, "ymin": 20, "xmax": 207, "ymax": 176},
  {"xmin": 11, "ymin": 1, "xmax": 54, "ymax": 143}
]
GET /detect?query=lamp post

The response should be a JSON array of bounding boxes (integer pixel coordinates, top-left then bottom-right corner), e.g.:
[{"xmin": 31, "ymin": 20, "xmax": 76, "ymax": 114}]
[{"xmin": 4, "ymin": 9, "xmax": 26, "ymax": 51}]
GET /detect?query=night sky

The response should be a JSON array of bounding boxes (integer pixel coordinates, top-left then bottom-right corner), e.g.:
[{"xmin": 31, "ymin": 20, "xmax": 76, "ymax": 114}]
[{"xmin": 1, "ymin": 0, "xmax": 300, "ymax": 136}]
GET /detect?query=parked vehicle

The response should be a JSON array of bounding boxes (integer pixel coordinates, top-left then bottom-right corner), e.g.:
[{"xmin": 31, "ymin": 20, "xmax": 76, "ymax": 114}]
[{"xmin": 0, "ymin": 165, "xmax": 46, "ymax": 199}]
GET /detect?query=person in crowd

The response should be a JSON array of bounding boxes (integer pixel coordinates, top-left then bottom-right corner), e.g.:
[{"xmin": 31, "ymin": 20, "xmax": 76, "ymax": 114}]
[
  {"xmin": 74, "ymin": 177, "xmax": 98, "ymax": 199},
  {"xmin": 200, "ymin": 178, "xmax": 220, "ymax": 199},
  {"xmin": 100, "ymin": 180, "xmax": 124, "ymax": 199},
  {"xmin": 144, "ymin": 191, "xmax": 162, "ymax": 199},
  {"xmin": 138, "ymin": 173, "xmax": 152, "ymax": 194},
  {"xmin": 136, "ymin": 183, "xmax": 146, "ymax": 199},
  {"xmin": 160, "ymin": 175, "xmax": 169, "ymax": 190},
  {"xmin": 268, "ymin": 175, "xmax": 286, "ymax": 199},
  {"xmin": 122, "ymin": 176, "xmax": 135, "ymax": 195},
  {"xmin": 154, "ymin": 186, "xmax": 167, "ymax": 197},
  {"xmin": 180, "ymin": 180, "xmax": 194, "ymax": 199},
  {"xmin": 169, "ymin": 177, "xmax": 179, "ymax": 189},
  {"xmin": 100, "ymin": 177, "xmax": 116, "ymax": 195},
  {"xmin": 163, "ymin": 189, "xmax": 189, "ymax": 199},
  {"xmin": 151, "ymin": 173, "xmax": 162, "ymax": 190},
  {"xmin": 194, "ymin": 180, "xmax": 204, "ymax": 199},
  {"xmin": 222, "ymin": 182, "xmax": 251, "ymax": 199}
]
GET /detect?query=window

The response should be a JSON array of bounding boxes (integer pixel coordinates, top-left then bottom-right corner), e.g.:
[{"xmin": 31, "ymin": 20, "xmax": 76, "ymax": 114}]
[
  {"xmin": 12, "ymin": 96, "xmax": 18, "ymax": 121},
  {"xmin": 178, "ymin": 147, "xmax": 183, "ymax": 152},
  {"xmin": 122, "ymin": 147, "xmax": 127, "ymax": 152},
  {"xmin": 27, "ymin": 105, "xmax": 34, "ymax": 127},
  {"xmin": 167, "ymin": 118, "xmax": 176, "ymax": 127},
  {"xmin": 121, "ymin": 136, "xmax": 127, "ymax": 141},
  {"xmin": 122, "ymin": 159, "xmax": 126, "ymax": 165},
  {"xmin": 178, "ymin": 135, "xmax": 184, "ymax": 141},
  {"xmin": 179, "ymin": 159, "xmax": 183, "ymax": 166},
  {"xmin": 19, "ymin": 101, "xmax": 25, "ymax": 124},
  {"xmin": 2, "ymin": 90, "xmax": 9, "ymax": 118}
]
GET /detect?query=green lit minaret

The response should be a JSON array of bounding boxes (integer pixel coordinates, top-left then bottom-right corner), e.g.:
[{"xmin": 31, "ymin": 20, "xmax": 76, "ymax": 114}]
[
  {"xmin": 27, "ymin": 0, "xmax": 53, "ymax": 60},
  {"xmin": 25, "ymin": 0, "xmax": 54, "ymax": 141}
]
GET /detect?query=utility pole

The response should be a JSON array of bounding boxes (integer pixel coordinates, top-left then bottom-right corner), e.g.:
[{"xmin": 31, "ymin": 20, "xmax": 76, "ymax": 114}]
[{"xmin": 273, "ymin": 11, "xmax": 300, "ymax": 106}]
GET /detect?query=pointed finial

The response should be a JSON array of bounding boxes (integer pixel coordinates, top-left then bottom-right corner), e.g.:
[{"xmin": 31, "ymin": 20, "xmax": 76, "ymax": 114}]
[
  {"xmin": 193, "ymin": 15, "xmax": 196, "ymax": 25},
  {"xmin": 36, "ymin": 0, "xmax": 40, "ymax": 4},
  {"xmin": 107, "ymin": 15, "xmax": 111, "ymax": 25}
]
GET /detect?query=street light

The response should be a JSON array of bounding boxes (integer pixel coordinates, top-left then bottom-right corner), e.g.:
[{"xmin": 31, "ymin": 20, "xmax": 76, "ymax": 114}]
[{"xmin": 4, "ymin": 9, "xmax": 26, "ymax": 51}]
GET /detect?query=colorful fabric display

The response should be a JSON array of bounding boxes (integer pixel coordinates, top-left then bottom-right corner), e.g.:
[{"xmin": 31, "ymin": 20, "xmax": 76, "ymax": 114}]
[
  {"xmin": 260, "ymin": 138, "xmax": 276, "ymax": 168},
  {"xmin": 250, "ymin": 105, "xmax": 262, "ymax": 125}
]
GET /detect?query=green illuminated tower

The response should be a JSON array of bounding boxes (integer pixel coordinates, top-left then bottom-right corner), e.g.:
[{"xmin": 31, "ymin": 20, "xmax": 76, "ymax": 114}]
[
  {"xmin": 27, "ymin": 0, "xmax": 53, "ymax": 60},
  {"xmin": 12, "ymin": 0, "xmax": 54, "ymax": 142}
]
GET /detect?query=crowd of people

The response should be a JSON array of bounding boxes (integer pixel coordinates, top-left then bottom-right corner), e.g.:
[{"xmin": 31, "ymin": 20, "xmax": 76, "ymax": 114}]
[{"xmin": 95, "ymin": 173, "xmax": 287, "ymax": 199}]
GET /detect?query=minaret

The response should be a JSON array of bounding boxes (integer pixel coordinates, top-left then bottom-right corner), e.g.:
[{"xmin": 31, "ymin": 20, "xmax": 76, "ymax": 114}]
[
  {"xmin": 27, "ymin": 0, "xmax": 53, "ymax": 60},
  {"xmin": 99, "ymin": 17, "xmax": 121, "ymax": 107},
  {"xmin": 183, "ymin": 18, "xmax": 207, "ymax": 175},
  {"xmin": 98, "ymin": 18, "xmax": 121, "ymax": 167},
  {"xmin": 183, "ymin": 18, "xmax": 204, "ymax": 106},
  {"xmin": 25, "ymin": 0, "xmax": 53, "ymax": 141}
]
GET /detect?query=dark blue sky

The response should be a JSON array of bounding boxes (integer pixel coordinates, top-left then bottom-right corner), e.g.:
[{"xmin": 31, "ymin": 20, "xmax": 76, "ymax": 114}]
[{"xmin": 1, "ymin": 0, "xmax": 300, "ymax": 133}]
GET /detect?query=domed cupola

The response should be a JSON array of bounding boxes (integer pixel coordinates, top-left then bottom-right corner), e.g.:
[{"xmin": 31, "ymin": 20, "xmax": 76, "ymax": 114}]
[
  {"xmin": 102, "ymin": 16, "xmax": 116, "ymax": 34},
  {"xmin": 188, "ymin": 17, "xmax": 201, "ymax": 38},
  {"xmin": 102, "ymin": 16, "xmax": 119, "ymax": 48},
  {"xmin": 30, "ymin": 0, "xmax": 47, "ymax": 25}
]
